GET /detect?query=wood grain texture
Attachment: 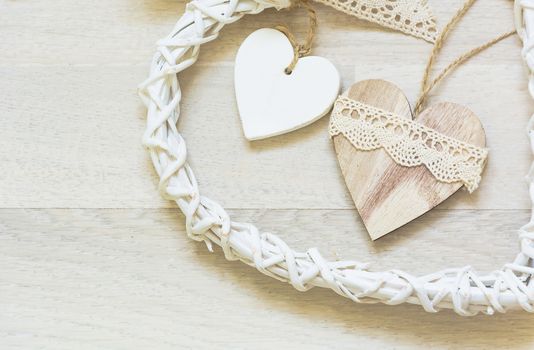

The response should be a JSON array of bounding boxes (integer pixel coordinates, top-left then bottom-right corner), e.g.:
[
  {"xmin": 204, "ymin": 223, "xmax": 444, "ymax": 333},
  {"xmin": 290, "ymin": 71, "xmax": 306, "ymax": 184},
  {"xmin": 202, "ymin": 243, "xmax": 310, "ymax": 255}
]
[
  {"xmin": 0, "ymin": 0, "xmax": 529, "ymax": 210},
  {"xmin": 1, "ymin": 209, "xmax": 533, "ymax": 350},
  {"xmin": 1, "ymin": 0, "xmax": 534, "ymax": 348},
  {"xmin": 334, "ymin": 80, "xmax": 486, "ymax": 239}
]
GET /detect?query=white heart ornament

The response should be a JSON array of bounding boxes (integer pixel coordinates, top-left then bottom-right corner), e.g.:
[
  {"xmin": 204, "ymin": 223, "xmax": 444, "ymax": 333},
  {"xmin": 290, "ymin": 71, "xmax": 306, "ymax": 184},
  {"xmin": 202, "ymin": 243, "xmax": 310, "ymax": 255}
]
[{"xmin": 235, "ymin": 28, "xmax": 340, "ymax": 140}]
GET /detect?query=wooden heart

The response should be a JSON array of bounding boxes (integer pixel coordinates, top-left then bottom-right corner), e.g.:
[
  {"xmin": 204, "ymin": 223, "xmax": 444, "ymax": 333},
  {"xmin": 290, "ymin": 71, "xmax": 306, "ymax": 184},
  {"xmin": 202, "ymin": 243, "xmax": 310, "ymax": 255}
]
[
  {"xmin": 235, "ymin": 28, "xmax": 340, "ymax": 140},
  {"xmin": 332, "ymin": 80, "xmax": 487, "ymax": 240}
]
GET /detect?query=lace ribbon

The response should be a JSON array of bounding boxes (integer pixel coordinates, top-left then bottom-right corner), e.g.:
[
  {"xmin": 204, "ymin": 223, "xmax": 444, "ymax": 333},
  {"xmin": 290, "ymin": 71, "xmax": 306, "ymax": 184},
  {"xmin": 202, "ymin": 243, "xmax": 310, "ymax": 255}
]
[
  {"xmin": 314, "ymin": 0, "xmax": 438, "ymax": 43},
  {"xmin": 329, "ymin": 96, "xmax": 488, "ymax": 192}
]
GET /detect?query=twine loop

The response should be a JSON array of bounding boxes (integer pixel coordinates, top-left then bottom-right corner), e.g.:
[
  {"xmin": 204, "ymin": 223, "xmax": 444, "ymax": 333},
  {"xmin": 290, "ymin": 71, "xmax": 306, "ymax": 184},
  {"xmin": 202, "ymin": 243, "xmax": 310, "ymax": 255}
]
[{"xmin": 275, "ymin": 0, "xmax": 317, "ymax": 74}]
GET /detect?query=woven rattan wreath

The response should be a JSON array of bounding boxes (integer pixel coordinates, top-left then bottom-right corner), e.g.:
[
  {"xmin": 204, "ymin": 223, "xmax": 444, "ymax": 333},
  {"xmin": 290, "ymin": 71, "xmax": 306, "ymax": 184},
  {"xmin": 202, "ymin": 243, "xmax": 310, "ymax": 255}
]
[{"xmin": 138, "ymin": 0, "xmax": 534, "ymax": 315}]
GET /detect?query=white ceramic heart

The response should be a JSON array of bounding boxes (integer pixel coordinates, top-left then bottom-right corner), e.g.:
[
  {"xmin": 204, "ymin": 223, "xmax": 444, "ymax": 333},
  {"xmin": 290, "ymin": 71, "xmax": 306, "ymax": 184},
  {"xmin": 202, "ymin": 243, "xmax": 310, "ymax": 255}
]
[{"xmin": 234, "ymin": 28, "xmax": 340, "ymax": 140}]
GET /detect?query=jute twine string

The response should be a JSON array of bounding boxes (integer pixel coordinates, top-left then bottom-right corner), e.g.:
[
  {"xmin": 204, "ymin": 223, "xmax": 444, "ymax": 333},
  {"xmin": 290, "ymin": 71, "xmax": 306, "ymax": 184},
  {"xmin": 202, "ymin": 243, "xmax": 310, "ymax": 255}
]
[
  {"xmin": 277, "ymin": 0, "xmax": 513, "ymax": 107},
  {"xmin": 275, "ymin": 0, "xmax": 317, "ymax": 74},
  {"xmin": 414, "ymin": 0, "xmax": 515, "ymax": 115}
]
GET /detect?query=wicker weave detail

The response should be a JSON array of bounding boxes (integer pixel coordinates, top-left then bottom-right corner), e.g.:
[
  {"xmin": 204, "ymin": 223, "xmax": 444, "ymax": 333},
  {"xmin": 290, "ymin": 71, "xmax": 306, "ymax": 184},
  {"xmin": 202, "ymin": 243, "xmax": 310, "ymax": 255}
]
[{"xmin": 138, "ymin": 0, "xmax": 534, "ymax": 315}]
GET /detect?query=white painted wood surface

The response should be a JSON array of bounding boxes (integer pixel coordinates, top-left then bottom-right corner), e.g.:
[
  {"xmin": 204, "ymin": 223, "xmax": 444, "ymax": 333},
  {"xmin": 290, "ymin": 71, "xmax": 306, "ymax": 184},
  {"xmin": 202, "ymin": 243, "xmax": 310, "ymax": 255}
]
[
  {"xmin": 235, "ymin": 28, "xmax": 340, "ymax": 140},
  {"xmin": 1, "ymin": 0, "xmax": 533, "ymax": 348}
]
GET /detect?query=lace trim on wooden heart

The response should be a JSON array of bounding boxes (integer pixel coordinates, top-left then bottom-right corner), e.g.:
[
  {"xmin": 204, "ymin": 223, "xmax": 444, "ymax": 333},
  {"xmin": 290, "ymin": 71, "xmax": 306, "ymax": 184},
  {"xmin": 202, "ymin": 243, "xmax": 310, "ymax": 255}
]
[
  {"xmin": 329, "ymin": 96, "xmax": 488, "ymax": 193},
  {"xmin": 314, "ymin": 0, "xmax": 438, "ymax": 43}
]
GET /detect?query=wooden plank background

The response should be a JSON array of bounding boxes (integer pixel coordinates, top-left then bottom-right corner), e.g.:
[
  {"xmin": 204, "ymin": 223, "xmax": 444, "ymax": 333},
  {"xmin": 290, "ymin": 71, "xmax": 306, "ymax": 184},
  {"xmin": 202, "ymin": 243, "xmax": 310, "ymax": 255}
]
[{"xmin": 2, "ymin": 0, "xmax": 534, "ymax": 348}]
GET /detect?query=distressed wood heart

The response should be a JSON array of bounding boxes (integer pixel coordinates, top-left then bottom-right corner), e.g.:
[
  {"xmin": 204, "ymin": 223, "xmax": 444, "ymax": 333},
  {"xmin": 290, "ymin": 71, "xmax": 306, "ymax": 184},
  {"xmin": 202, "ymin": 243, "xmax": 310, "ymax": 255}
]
[
  {"xmin": 332, "ymin": 80, "xmax": 486, "ymax": 240},
  {"xmin": 235, "ymin": 28, "xmax": 340, "ymax": 140}
]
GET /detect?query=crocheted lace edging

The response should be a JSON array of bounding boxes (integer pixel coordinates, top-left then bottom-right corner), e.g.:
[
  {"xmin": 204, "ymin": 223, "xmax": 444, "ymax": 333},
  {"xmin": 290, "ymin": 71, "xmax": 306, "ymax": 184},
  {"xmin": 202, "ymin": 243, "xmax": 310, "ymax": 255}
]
[{"xmin": 329, "ymin": 96, "xmax": 488, "ymax": 192}]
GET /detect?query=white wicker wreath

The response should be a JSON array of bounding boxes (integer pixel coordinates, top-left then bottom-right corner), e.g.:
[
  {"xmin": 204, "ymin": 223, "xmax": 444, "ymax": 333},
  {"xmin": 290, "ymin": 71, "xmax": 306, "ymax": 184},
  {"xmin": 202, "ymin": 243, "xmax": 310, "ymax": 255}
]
[{"xmin": 138, "ymin": 0, "xmax": 534, "ymax": 315}]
